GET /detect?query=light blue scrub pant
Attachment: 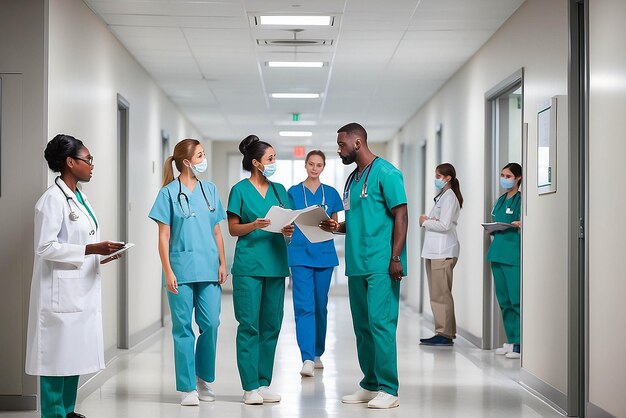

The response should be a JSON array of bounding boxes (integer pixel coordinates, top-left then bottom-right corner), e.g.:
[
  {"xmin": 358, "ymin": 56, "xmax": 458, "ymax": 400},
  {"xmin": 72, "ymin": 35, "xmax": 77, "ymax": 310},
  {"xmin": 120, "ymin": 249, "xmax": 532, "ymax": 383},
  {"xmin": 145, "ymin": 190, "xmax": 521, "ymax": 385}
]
[
  {"xmin": 167, "ymin": 282, "xmax": 221, "ymax": 392},
  {"xmin": 291, "ymin": 266, "xmax": 333, "ymax": 362}
]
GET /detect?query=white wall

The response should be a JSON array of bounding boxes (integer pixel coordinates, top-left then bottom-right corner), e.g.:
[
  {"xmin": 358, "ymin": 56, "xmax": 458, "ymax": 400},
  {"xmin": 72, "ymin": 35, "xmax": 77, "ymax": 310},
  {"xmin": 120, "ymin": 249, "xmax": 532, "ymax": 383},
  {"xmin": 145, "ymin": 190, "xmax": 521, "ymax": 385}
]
[
  {"xmin": 394, "ymin": 0, "xmax": 569, "ymax": 380},
  {"xmin": 588, "ymin": 1, "xmax": 626, "ymax": 416},
  {"xmin": 47, "ymin": 0, "xmax": 203, "ymax": 351}
]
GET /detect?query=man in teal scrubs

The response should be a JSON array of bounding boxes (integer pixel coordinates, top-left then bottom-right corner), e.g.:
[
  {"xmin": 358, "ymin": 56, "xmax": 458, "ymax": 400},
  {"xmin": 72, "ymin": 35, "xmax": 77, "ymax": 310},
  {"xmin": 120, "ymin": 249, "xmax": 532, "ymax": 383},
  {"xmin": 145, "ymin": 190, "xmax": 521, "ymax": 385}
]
[{"xmin": 321, "ymin": 123, "xmax": 408, "ymax": 409}]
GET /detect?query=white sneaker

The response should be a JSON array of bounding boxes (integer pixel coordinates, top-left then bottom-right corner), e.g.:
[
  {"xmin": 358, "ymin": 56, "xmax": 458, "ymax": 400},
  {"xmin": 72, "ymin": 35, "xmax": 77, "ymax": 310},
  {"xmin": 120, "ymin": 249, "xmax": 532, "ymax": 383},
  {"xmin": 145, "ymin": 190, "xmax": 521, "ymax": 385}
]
[
  {"xmin": 368, "ymin": 391, "xmax": 399, "ymax": 409},
  {"xmin": 495, "ymin": 343, "xmax": 514, "ymax": 355},
  {"xmin": 505, "ymin": 351, "xmax": 521, "ymax": 359},
  {"xmin": 181, "ymin": 390, "xmax": 199, "ymax": 406},
  {"xmin": 314, "ymin": 356, "xmax": 324, "ymax": 369},
  {"xmin": 341, "ymin": 388, "xmax": 378, "ymax": 404},
  {"xmin": 300, "ymin": 360, "xmax": 315, "ymax": 377},
  {"xmin": 243, "ymin": 389, "xmax": 263, "ymax": 405},
  {"xmin": 258, "ymin": 386, "xmax": 281, "ymax": 403},
  {"xmin": 196, "ymin": 377, "xmax": 215, "ymax": 402}
]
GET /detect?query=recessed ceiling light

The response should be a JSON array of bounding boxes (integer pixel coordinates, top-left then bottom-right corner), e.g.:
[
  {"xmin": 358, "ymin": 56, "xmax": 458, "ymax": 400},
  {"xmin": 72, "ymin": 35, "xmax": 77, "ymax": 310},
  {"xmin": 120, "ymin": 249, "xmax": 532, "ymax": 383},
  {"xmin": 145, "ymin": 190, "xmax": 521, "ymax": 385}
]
[
  {"xmin": 271, "ymin": 93, "xmax": 320, "ymax": 99},
  {"xmin": 259, "ymin": 16, "xmax": 332, "ymax": 26},
  {"xmin": 267, "ymin": 61, "xmax": 324, "ymax": 68},
  {"xmin": 280, "ymin": 131, "xmax": 313, "ymax": 137}
]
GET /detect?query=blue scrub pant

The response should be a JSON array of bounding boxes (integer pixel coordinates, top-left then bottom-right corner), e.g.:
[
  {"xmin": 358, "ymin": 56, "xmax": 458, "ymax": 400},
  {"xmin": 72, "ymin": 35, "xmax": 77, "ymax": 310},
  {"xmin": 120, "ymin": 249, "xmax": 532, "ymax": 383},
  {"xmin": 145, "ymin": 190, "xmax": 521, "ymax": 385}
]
[
  {"xmin": 491, "ymin": 262, "xmax": 521, "ymax": 344},
  {"xmin": 348, "ymin": 274, "xmax": 400, "ymax": 396},
  {"xmin": 167, "ymin": 282, "xmax": 221, "ymax": 392},
  {"xmin": 40, "ymin": 375, "xmax": 79, "ymax": 418},
  {"xmin": 291, "ymin": 266, "xmax": 333, "ymax": 362}
]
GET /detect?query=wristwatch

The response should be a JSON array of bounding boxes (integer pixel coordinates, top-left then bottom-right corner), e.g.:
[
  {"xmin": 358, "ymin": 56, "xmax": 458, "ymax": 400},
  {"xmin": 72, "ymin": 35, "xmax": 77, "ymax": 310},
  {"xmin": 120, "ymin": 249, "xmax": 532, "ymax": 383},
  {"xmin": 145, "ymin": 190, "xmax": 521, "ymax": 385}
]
[{"xmin": 391, "ymin": 255, "xmax": 401, "ymax": 262}]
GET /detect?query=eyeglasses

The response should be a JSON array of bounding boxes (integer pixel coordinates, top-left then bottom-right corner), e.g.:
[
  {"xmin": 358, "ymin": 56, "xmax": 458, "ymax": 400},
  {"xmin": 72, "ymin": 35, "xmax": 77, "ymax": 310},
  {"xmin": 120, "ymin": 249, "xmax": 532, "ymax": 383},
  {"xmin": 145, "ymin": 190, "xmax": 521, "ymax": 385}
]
[{"xmin": 74, "ymin": 155, "xmax": 94, "ymax": 165}]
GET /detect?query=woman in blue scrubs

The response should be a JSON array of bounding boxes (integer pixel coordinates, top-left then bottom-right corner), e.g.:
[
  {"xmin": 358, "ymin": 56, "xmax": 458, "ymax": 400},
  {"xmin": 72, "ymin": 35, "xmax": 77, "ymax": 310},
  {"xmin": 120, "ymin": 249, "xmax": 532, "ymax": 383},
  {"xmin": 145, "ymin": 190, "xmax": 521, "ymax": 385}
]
[
  {"xmin": 149, "ymin": 139, "xmax": 227, "ymax": 406},
  {"xmin": 287, "ymin": 150, "xmax": 343, "ymax": 377}
]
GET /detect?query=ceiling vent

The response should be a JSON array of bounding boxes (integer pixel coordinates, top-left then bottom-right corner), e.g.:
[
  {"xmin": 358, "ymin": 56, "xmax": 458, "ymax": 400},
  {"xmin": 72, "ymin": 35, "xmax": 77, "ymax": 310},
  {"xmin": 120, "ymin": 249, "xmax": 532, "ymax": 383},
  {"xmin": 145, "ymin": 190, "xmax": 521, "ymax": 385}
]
[{"xmin": 257, "ymin": 39, "xmax": 333, "ymax": 46}]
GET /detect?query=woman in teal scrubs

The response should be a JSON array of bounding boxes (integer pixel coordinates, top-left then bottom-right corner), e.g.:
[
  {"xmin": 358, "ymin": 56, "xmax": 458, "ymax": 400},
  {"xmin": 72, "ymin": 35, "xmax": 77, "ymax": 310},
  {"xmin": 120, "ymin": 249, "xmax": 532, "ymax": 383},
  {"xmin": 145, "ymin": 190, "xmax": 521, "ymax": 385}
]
[
  {"xmin": 227, "ymin": 135, "xmax": 294, "ymax": 405},
  {"xmin": 287, "ymin": 150, "xmax": 343, "ymax": 377},
  {"xmin": 487, "ymin": 162, "xmax": 522, "ymax": 359},
  {"xmin": 149, "ymin": 139, "xmax": 227, "ymax": 406}
]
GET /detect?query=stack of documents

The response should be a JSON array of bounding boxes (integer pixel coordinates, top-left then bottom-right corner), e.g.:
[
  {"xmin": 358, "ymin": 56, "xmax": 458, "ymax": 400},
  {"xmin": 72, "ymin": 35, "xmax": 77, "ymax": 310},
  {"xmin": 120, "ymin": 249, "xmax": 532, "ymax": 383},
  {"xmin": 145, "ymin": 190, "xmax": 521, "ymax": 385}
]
[
  {"xmin": 262, "ymin": 205, "xmax": 334, "ymax": 243},
  {"xmin": 481, "ymin": 222, "xmax": 515, "ymax": 233}
]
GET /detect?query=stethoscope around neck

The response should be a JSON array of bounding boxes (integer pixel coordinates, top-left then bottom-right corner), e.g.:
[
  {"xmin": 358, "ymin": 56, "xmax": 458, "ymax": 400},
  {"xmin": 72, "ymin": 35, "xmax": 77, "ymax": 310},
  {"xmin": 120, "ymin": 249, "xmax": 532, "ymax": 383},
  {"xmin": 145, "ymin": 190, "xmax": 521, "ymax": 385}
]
[
  {"xmin": 55, "ymin": 177, "xmax": 96, "ymax": 235},
  {"xmin": 177, "ymin": 177, "xmax": 215, "ymax": 218},
  {"xmin": 302, "ymin": 182, "xmax": 327, "ymax": 211},
  {"xmin": 491, "ymin": 191, "xmax": 520, "ymax": 217},
  {"xmin": 343, "ymin": 157, "xmax": 378, "ymax": 200}
]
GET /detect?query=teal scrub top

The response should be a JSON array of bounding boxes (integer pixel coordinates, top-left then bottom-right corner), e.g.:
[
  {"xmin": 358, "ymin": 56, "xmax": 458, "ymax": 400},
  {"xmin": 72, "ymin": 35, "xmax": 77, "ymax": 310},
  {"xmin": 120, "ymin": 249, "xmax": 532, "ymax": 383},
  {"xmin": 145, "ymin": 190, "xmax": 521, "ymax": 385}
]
[
  {"xmin": 344, "ymin": 158, "xmax": 408, "ymax": 276},
  {"xmin": 148, "ymin": 179, "xmax": 226, "ymax": 284},
  {"xmin": 227, "ymin": 179, "xmax": 291, "ymax": 277},
  {"xmin": 486, "ymin": 191, "xmax": 521, "ymax": 266},
  {"xmin": 287, "ymin": 182, "xmax": 343, "ymax": 268}
]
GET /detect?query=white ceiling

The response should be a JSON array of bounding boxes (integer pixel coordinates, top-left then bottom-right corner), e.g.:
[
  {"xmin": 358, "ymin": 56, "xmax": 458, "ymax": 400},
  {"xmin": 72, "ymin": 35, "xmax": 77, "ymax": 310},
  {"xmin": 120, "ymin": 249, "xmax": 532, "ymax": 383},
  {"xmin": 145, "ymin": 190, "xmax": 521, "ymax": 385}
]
[{"xmin": 84, "ymin": 0, "xmax": 524, "ymax": 151}]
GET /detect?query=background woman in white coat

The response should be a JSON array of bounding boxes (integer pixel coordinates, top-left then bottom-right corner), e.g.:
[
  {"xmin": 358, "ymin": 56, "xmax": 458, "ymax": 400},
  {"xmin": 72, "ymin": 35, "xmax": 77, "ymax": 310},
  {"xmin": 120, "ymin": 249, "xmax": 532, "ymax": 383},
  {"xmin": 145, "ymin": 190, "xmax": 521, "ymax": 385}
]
[
  {"xmin": 419, "ymin": 163, "xmax": 463, "ymax": 347},
  {"xmin": 25, "ymin": 134, "xmax": 125, "ymax": 418}
]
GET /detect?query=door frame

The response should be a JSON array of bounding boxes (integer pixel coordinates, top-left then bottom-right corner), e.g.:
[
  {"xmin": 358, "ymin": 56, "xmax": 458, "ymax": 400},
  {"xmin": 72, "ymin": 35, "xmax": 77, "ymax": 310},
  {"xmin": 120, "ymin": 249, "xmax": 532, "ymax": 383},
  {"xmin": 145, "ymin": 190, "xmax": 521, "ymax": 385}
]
[{"xmin": 117, "ymin": 94, "xmax": 130, "ymax": 349}]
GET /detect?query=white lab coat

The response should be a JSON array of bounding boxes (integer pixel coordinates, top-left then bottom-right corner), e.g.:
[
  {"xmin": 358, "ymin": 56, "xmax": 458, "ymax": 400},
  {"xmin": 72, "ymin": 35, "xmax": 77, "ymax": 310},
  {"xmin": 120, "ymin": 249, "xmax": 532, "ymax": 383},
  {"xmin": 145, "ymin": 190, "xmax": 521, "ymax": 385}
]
[
  {"xmin": 421, "ymin": 188, "xmax": 461, "ymax": 259},
  {"xmin": 25, "ymin": 177, "xmax": 105, "ymax": 376}
]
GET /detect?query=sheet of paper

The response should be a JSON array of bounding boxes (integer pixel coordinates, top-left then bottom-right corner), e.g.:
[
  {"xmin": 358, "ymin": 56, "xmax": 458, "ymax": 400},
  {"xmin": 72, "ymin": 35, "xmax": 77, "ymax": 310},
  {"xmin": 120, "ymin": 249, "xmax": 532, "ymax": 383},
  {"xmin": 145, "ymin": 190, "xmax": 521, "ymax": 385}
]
[
  {"xmin": 293, "ymin": 206, "xmax": 334, "ymax": 243},
  {"xmin": 481, "ymin": 222, "xmax": 515, "ymax": 233},
  {"xmin": 100, "ymin": 242, "xmax": 135, "ymax": 263},
  {"xmin": 262, "ymin": 205, "xmax": 320, "ymax": 233}
]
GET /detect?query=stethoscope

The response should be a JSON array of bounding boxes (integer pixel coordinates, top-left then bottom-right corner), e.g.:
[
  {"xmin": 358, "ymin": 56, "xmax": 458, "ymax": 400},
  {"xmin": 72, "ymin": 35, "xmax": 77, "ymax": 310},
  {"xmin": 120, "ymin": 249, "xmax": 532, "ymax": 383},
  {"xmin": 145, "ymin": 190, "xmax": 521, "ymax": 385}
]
[
  {"xmin": 55, "ymin": 177, "xmax": 96, "ymax": 235},
  {"xmin": 177, "ymin": 177, "xmax": 215, "ymax": 218},
  {"xmin": 302, "ymin": 183, "xmax": 327, "ymax": 212},
  {"xmin": 491, "ymin": 191, "xmax": 521, "ymax": 218},
  {"xmin": 343, "ymin": 157, "xmax": 378, "ymax": 200}
]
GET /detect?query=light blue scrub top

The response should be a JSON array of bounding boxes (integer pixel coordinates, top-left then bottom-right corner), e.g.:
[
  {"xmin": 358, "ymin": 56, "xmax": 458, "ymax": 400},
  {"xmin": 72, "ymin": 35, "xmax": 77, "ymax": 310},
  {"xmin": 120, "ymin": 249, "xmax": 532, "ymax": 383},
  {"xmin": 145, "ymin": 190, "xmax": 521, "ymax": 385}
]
[
  {"xmin": 149, "ymin": 179, "xmax": 226, "ymax": 284},
  {"xmin": 287, "ymin": 182, "xmax": 343, "ymax": 268}
]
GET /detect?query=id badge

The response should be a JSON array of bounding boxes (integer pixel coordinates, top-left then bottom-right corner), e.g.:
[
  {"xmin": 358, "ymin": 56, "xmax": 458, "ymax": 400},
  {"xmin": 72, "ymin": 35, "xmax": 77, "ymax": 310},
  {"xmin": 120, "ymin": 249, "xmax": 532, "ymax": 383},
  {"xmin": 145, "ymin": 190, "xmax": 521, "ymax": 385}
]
[{"xmin": 343, "ymin": 191, "xmax": 351, "ymax": 211}]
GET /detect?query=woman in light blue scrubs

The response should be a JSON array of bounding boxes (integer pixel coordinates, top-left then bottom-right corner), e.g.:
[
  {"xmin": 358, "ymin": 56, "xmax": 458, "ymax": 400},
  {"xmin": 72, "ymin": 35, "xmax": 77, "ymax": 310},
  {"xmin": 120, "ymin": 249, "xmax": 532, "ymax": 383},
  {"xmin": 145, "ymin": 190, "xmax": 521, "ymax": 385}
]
[
  {"xmin": 149, "ymin": 139, "xmax": 227, "ymax": 406},
  {"xmin": 287, "ymin": 150, "xmax": 343, "ymax": 377}
]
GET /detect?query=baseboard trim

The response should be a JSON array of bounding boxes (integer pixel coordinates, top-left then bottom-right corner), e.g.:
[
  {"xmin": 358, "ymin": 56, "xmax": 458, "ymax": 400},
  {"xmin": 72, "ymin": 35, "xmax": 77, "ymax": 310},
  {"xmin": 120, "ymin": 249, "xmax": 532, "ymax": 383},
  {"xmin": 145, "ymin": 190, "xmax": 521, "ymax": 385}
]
[
  {"xmin": 519, "ymin": 368, "xmax": 567, "ymax": 415},
  {"xmin": 421, "ymin": 312, "xmax": 483, "ymax": 348},
  {"xmin": 129, "ymin": 319, "xmax": 163, "ymax": 348},
  {"xmin": 0, "ymin": 395, "xmax": 37, "ymax": 411},
  {"xmin": 587, "ymin": 402, "xmax": 618, "ymax": 418}
]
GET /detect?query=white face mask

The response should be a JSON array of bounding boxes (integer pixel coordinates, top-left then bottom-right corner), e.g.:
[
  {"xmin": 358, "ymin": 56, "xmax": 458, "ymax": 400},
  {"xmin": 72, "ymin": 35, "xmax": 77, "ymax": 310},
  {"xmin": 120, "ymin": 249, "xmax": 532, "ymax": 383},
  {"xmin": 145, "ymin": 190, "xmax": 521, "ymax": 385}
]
[{"xmin": 189, "ymin": 158, "xmax": 207, "ymax": 177}]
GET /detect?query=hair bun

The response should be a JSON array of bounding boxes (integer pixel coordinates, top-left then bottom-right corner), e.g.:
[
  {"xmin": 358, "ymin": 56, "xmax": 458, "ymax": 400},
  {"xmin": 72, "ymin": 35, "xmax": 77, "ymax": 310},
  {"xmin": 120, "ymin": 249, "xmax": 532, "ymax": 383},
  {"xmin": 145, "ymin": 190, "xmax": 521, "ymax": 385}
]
[{"xmin": 239, "ymin": 135, "xmax": 260, "ymax": 155}]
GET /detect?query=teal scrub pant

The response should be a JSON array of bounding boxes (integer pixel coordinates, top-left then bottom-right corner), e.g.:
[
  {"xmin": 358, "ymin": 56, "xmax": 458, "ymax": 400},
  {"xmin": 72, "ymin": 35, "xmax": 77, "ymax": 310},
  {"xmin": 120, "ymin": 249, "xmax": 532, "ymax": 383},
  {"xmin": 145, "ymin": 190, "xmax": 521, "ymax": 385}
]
[
  {"xmin": 348, "ymin": 274, "xmax": 400, "ymax": 396},
  {"xmin": 40, "ymin": 375, "xmax": 79, "ymax": 418},
  {"xmin": 232, "ymin": 275, "xmax": 285, "ymax": 391},
  {"xmin": 167, "ymin": 282, "xmax": 221, "ymax": 392},
  {"xmin": 491, "ymin": 262, "xmax": 521, "ymax": 344},
  {"xmin": 291, "ymin": 266, "xmax": 333, "ymax": 362}
]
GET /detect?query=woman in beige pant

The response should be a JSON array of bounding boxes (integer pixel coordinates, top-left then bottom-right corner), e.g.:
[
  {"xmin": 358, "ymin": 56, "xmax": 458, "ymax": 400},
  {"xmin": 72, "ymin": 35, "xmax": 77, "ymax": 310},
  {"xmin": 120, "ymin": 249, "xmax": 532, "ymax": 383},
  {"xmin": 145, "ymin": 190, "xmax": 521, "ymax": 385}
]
[{"xmin": 419, "ymin": 163, "xmax": 463, "ymax": 346}]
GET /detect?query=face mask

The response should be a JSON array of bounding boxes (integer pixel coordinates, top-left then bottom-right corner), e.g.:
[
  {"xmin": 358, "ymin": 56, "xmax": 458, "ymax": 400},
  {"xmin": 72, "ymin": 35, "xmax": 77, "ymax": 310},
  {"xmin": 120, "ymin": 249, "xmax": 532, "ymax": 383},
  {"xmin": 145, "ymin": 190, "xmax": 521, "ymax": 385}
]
[
  {"xmin": 261, "ymin": 162, "xmax": 277, "ymax": 178},
  {"xmin": 189, "ymin": 158, "xmax": 207, "ymax": 177},
  {"xmin": 500, "ymin": 177, "xmax": 515, "ymax": 190},
  {"xmin": 435, "ymin": 178, "xmax": 447, "ymax": 189}
]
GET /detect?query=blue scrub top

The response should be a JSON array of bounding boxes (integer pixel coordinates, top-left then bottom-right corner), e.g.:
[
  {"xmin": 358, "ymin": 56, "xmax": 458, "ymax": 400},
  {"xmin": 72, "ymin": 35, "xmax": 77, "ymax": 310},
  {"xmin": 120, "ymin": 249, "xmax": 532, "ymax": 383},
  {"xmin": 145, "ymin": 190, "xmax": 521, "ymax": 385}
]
[
  {"xmin": 287, "ymin": 182, "xmax": 343, "ymax": 268},
  {"xmin": 149, "ymin": 179, "xmax": 226, "ymax": 284}
]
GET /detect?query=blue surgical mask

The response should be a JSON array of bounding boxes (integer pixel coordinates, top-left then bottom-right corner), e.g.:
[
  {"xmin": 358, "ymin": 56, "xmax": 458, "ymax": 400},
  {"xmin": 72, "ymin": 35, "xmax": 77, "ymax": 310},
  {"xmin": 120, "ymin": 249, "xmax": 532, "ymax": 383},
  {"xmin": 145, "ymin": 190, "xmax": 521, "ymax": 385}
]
[
  {"xmin": 435, "ymin": 178, "xmax": 447, "ymax": 189},
  {"xmin": 500, "ymin": 177, "xmax": 515, "ymax": 190},
  {"xmin": 262, "ymin": 162, "xmax": 277, "ymax": 178},
  {"xmin": 189, "ymin": 158, "xmax": 208, "ymax": 177}
]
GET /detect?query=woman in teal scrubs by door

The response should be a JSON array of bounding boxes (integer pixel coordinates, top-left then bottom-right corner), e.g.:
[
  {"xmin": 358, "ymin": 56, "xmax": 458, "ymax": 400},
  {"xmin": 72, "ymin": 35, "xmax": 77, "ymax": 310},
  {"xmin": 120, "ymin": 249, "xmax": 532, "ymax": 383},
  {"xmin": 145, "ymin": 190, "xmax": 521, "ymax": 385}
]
[
  {"xmin": 227, "ymin": 135, "xmax": 294, "ymax": 405},
  {"xmin": 487, "ymin": 162, "xmax": 522, "ymax": 359},
  {"xmin": 287, "ymin": 150, "xmax": 343, "ymax": 377},
  {"xmin": 149, "ymin": 139, "xmax": 227, "ymax": 406}
]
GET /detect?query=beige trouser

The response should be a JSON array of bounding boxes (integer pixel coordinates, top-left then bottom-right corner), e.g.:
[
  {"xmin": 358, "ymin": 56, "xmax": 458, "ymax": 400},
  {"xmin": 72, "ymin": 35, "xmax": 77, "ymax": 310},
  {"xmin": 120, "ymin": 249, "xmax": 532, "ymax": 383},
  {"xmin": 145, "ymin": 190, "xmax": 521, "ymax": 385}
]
[{"xmin": 425, "ymin": 257, "xmax": 458, "ymax": 339}]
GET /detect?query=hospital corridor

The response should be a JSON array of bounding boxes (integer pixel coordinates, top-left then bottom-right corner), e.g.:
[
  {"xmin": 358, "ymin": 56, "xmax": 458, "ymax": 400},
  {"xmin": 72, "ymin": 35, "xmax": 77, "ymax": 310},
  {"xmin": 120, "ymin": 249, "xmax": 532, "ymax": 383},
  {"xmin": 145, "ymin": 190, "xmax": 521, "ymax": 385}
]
[{"xmin": 1, "ymin": 0, "xmax": 626, "ymax": 417}]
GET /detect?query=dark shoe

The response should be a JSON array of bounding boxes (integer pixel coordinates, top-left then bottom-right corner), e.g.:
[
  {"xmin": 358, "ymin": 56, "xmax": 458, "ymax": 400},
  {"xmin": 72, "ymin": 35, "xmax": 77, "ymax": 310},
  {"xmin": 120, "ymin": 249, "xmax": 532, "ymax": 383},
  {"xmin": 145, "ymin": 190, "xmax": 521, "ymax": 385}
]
[
  {"xmin": 420, "ymin": 335, "xmax": 454, "ymax": 346},
  {"xmin": 67, "ymin": 413, "xmax": 86, "ymax": 418}
]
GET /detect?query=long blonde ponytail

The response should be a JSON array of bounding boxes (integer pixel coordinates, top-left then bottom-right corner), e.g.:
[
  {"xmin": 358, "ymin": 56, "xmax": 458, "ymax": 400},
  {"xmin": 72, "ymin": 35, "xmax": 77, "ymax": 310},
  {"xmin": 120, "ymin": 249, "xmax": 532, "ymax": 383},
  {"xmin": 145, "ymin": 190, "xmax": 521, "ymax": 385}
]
[
  {"xmin": 162, "ymin": 156, "xmax": 176, "ymax": 187},
  {"xmin": 161, "ymin": 139, "xmax": 201, "ymax": 187}
]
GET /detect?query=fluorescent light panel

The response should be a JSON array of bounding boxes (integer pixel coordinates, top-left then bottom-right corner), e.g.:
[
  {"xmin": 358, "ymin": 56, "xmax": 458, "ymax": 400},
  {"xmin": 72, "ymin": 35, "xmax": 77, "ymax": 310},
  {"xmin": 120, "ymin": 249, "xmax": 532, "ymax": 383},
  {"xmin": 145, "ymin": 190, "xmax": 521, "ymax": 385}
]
[
  {"xmin": 260, "ymin": 16, "xmax": 331, "ymax": 26},
  {"xmin": 271, "ymin": 93, "xmax": 320, "ymax": 99},
  {"xmin": 268, "ymin": 61, "xmax": 324, "ymax": 68},
  {"xmin": 280, "ymin": 131, "xmax": 312, "ymax": 137}
]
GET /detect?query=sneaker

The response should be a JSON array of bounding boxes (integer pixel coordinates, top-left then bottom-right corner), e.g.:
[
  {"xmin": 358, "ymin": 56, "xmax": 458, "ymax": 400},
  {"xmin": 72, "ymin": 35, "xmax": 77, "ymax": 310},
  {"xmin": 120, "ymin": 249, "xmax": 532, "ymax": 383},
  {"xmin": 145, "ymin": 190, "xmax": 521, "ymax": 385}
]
[
  {"xmin": 419, "ymin": 335, "xmax": 454, "ymax": 346},
  {"xmin": 341, "ymin": 388, "xmax": 378, "ymax": 404},
  {"xmin": 196, "ymin": 377, "xmax": 215, "ymax": 402},
  {"xmin": 367, "ymin": 391, "xmax": 399, "ymax": 409},
  {"xmin": 300, "ymin": 360, "xmax": 315, "ymax": 377},
  {"xmin": 314, "ymin": 356, "xmax": 324, "ymax": 369},
  {"xmin": 258, "ymin": 386, "xmax": 281, "ymax": 403},
  {"xmin": 243, "ymin": 389, "xmax": 263, "ymax": 405},
  {"xmin": 495, "ymin": 343, "xmax": 514, "ymax": 355},
  {"xmin": 181, "ymin": 390, "xmax": 199, "ymax": 406},
  {"xmin": 505, "ymin": 344, "xmax": 521, "ymax": 359}
]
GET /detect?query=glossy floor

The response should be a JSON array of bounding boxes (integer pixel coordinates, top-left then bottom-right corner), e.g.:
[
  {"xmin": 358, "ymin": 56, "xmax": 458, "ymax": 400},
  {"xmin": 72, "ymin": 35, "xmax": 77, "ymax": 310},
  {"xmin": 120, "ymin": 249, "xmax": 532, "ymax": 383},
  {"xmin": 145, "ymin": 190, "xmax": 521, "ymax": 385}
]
[{"xmin": 3, "ymin": 291, "xmax": 561, "ymax": 418}]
